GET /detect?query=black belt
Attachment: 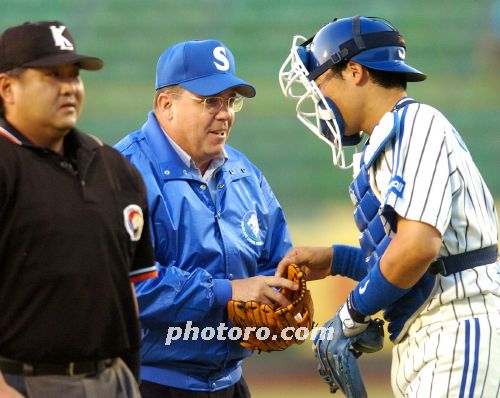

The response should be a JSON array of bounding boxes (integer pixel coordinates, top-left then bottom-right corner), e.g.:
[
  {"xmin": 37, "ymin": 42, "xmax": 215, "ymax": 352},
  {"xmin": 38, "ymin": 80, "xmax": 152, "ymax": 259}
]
[
  {"xmin": 429, "ymin": 245, "xmax": 498, "ymax": 277},
  {"xmin": 0, "ymin": 356, "xmax": 114, "ymax": 376}
]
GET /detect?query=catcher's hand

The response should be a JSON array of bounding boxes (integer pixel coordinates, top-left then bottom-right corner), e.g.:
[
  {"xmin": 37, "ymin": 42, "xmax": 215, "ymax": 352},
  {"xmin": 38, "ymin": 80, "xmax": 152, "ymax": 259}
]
[
  {"xmin": 313, "ymin": 307, "xmax": 384, "ymax": 397},
  {"xmin": 227, "ymin": 264, "xmax": 314, "ymax": 352}
]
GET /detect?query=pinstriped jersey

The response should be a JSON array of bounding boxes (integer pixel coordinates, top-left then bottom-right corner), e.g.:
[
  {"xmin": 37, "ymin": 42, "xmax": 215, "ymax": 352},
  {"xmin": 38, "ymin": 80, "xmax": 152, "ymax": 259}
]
[
  {"xmin": 371, "ymin": 101, "xmax": 498, "ymax": 255},
  {"xmin": 359, "ymin": 99, "xmax": 499, "ymax": 338},
  {"xmin": 379, "ymin": 101, "xmax": 500, "ymax": 397}
]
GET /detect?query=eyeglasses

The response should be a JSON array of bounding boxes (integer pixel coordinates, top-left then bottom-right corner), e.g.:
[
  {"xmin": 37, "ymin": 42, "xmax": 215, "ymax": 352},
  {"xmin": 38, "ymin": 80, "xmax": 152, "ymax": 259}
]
[{"xmin": 168, "ymin": 92, "xmax": 244, "ymax": 113}]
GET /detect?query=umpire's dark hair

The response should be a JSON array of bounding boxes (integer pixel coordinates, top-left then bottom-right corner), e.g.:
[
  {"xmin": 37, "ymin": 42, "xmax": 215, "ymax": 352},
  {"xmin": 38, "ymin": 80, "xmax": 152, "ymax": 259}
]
[{"xmin": 328, "ymin": 61, "xmax": 407, "ymax": 90}]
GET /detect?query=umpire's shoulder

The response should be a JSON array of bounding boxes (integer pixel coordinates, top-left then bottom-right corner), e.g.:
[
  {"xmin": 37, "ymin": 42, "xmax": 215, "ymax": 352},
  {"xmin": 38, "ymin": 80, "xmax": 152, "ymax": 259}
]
[
  {"xmin": 81, "ymin": 132, "xmax": 147, "ymax": 193},
  {"xmin": 0, "ymin": 132, "xmax": 17, "ymax": 159},
  {"xmin": 0, "ymin": 135, "xmax": 18, "ymax": 179}
]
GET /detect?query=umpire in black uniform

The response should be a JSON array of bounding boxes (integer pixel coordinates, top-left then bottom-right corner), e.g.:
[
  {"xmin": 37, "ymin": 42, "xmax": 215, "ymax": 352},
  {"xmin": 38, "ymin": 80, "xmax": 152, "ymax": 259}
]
[{"xmin": 0, "ymin": 21, "xmax": 157, "ymax": 397}]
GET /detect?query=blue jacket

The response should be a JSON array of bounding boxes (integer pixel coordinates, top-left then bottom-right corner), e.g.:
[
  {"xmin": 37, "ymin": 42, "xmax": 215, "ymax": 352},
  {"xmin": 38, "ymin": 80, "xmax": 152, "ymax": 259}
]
[{"xmin": 115, "ymin": 112, "xmax": 292, "ymax": 391}]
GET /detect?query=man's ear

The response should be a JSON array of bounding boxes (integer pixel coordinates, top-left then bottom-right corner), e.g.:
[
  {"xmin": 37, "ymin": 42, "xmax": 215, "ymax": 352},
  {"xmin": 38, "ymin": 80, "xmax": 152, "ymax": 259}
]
[
  {"xmin": 0, "ymin": 73, "xmax": 15, "ymax": 107},
  {"xmin": 155, "ymin": 91, "xmax": 174, "ymax": 120},
  {"xmin": 345, "ymin": 61, "xmax": 368, "ymax": 85}
]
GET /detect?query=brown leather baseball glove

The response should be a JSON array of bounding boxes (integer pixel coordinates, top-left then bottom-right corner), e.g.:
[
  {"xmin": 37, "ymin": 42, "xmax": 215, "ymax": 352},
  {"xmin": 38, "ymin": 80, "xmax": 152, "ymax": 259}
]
[{"xmin": 227, "ymin": 264, "xmax": 314, "ymax": 352}]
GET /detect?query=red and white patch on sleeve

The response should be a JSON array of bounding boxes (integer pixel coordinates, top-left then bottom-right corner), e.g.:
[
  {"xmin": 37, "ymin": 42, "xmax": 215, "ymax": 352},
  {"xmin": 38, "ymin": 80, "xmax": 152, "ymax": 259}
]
[{"xmin": 123, "ymin": 204, "xmax": 144, "ymax": 241}]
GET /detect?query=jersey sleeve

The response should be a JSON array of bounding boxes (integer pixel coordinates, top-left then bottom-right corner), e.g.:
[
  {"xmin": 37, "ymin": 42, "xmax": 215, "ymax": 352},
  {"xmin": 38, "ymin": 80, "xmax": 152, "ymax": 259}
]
[
  {"xmin": 126, "ymin": 160, "xmax": 157, "ymax": 283},
  {"xmin": 384, "ymin": 105, "xmax": 453, "ymax": 236},
  {"xmin": 129, "ymin": 202, "xmax": 157, "ymax": 283}
]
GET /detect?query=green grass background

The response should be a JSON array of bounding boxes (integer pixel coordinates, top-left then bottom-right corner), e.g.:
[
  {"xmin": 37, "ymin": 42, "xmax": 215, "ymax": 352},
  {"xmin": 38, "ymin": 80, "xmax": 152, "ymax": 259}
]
[{"xmin": 2, "ymin": 1, "xmax": 499, "ymax": 396}]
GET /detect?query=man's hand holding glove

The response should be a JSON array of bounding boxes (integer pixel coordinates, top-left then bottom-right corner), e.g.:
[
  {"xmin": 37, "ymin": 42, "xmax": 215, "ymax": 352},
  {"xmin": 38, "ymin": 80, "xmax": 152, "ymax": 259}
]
[{"xmin": 227, "ymin": 264, "xmax": 314, "ymax": 352}]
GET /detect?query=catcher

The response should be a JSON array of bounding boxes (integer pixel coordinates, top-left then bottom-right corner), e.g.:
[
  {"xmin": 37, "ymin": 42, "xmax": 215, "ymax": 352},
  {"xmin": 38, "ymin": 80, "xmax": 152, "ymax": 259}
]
[
  {"xmin": 278, "ymin": 14, "xmax": 499, "ymax": 398},
  {"xmin": 228, "ymin": 263, "xmax": 314, "ymax": 352}
]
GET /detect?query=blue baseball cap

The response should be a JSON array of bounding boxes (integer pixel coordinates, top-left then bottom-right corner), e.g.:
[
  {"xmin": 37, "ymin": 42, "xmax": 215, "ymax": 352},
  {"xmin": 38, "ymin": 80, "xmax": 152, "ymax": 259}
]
[{"xmin": 155, "ymin": 39, "xmax": 256, "ymax": 97}]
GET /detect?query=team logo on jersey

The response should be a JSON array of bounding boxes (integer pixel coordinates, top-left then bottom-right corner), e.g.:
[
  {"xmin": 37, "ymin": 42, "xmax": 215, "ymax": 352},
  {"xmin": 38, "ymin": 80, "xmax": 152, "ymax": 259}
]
[
  {"xmin": 213, "ymin": 47, "xmax": 230, "ymax": 71},
  {"xmin": 123, "ymin": 204, "xmax": 144, "ymax": 241},
  {"xmin": 241, "ymin": 210, "xmax": 263, "ymax": 246},
  {"xmin": 388, "ymin": 176, "xmax": 405, "ymax": 198},
  {"xmin": 49, "ymin": 25, "xmax": 74, "ymax": 50}
]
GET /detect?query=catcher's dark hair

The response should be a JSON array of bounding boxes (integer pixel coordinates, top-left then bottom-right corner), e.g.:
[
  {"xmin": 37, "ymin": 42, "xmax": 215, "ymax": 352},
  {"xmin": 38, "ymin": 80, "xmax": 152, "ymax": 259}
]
[
  {"xmin": 366, "ymin": 67, "xmax": 407, "ymax": 90},
  {"xmin": 328, "ymin": 61, "xmax": 407, "ymax": 89}
]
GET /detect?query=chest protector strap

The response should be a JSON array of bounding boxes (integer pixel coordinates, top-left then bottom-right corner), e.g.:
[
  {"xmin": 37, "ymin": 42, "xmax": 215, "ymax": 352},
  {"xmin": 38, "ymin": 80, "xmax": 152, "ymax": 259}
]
[{"xmin": 349, "ymin": 100, "xmax": 438, "ymax": 342}]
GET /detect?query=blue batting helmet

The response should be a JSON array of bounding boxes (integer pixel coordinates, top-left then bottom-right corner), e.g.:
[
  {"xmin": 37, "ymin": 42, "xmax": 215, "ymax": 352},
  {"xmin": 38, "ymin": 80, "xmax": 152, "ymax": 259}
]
[{"xmin": 307, "ymin": 16, "xmax": 426, "ymax": 82}]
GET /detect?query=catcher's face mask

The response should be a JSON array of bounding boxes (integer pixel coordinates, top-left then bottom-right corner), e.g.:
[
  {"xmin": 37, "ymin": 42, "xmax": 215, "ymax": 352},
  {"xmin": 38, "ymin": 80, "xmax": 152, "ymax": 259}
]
[{"xmin": 279, "ymin": 35, "xmax": 353, "ymax": 169}]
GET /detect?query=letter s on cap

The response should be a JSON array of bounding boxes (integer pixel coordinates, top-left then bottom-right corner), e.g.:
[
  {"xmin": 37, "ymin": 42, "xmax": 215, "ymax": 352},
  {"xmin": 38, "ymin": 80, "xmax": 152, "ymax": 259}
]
[{"xmin": 213, "ymin": 46, "xmax": 230, "ymax": 71}]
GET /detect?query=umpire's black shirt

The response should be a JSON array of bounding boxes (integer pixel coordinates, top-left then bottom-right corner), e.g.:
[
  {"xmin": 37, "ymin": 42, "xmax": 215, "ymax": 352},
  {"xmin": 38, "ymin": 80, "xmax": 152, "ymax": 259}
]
[{"xmin": 0, "ymin": 117, "xmax": 156, "ymax": 363}]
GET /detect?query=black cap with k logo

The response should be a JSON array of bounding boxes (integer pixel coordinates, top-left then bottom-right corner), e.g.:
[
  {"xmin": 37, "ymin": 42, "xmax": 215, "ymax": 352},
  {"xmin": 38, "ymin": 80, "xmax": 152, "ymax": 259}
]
[{"xmin": 0, "ymin": 20, "xmax": 103, "ymax": 72}]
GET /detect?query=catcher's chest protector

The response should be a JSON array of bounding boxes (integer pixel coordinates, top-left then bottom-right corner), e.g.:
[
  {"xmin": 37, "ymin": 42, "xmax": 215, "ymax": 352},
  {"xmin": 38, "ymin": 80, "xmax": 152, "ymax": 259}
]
[
  {"xmin": 348, "ymin": 99, "xmax": 417, "ymax": 268},
  {"xmin": 349, "ymin": 157, "xmax": 395, "ymax": 270},
  {"xmin": 349, "ymin": 102, "xmax": 437, "ymax": 343}
]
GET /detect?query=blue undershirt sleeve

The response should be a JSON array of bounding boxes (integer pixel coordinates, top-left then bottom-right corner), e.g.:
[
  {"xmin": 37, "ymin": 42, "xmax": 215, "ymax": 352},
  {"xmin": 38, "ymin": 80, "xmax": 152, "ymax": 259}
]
[{"xmin": 332, "ymin": 244, "xmax": 369, "ymax": 282}]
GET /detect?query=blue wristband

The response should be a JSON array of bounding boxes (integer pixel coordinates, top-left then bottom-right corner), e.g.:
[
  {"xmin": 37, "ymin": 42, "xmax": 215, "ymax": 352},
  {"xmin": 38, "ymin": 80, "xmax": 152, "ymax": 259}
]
[
  {"xmin": 332, "ymin": 244, "xmax": 368, "ymax": 281},
  {"xmin": 351, "ymin": 260, "xmax": 410, "ymax": 316}
]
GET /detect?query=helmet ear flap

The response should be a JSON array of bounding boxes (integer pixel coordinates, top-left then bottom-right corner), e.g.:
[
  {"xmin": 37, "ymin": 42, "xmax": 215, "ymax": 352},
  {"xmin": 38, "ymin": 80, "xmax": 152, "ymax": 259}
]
[{"xmin": 319, "ymin": 97, "xmax": 362, "ymax": 146}]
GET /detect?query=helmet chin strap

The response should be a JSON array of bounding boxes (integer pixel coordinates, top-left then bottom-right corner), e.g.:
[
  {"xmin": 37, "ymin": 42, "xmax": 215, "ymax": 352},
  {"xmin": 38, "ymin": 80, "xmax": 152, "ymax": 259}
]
[{"xmin": 320, "ymin": 97, "xmax": 362, "ymax": 146}]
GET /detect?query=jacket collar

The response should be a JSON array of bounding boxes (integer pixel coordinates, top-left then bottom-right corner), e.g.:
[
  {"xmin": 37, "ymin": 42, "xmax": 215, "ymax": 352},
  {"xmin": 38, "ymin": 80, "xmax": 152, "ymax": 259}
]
[
  {"xmin": 0, "ymin": 116, "xmax": 101, "ymax": 153},
  {"xmin": 141, "ymin": 112, "xmax": 195, "ymax": 179},
  {"xmin": 0, "ymin": 117, "xmax": 32, "ymax": 145},
  {"xmin": 141, "ymin": 112, "xmax": 250, "ymax": 182}
]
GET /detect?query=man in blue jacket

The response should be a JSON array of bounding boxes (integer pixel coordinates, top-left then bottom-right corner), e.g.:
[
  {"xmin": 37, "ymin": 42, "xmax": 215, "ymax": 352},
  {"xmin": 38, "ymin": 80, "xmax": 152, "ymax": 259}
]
[{"xmin": 115, "ymin": 39, "xmax": 294, "ymax": 397}]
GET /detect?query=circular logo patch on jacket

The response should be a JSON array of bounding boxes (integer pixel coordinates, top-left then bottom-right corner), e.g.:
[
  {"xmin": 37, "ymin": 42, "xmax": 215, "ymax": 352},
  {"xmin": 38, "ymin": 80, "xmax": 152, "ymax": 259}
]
[
  {"xmin": 241, "ymin": 210, "xmax": 263, "ymax": 246},
  {"xmin": 123, "ymin": 204, "xmax": 144, "ymax": 241}
]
